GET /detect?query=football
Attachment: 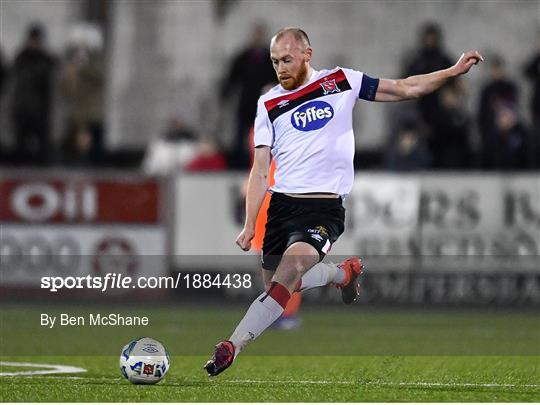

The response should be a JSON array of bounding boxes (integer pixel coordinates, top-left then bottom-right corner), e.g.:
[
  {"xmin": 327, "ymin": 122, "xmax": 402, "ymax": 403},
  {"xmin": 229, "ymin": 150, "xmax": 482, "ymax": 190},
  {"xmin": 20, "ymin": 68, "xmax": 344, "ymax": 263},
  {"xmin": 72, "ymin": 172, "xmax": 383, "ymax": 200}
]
[{"xmin": 119, "ymin": 337, "xmax": 170, "ymax": 384}]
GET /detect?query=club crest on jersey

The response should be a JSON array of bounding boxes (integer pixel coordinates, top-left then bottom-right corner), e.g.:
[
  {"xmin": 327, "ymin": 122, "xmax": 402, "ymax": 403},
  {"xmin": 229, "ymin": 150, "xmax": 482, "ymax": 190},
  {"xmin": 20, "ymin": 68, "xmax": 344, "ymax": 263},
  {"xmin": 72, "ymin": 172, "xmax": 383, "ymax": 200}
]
[
  {"xmin": 320, "ymin": 78, "xmax": 340, "ymax": 95},
  {"xmin": 291, "ymin": 101, "xmax": 334, "ymax": 131}
]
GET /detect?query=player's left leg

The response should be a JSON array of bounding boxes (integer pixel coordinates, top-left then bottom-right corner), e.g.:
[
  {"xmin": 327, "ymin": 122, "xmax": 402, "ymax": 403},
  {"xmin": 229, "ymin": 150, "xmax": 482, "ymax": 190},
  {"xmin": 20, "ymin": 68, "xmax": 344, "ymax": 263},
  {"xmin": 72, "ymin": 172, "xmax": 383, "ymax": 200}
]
[
  {"xmin": 265, "ymin": 252, "xmax": 358, "ymax": 295},
  {"xmin": 295, "ymin": 258, "xmax": 363, "ymax": 304}
]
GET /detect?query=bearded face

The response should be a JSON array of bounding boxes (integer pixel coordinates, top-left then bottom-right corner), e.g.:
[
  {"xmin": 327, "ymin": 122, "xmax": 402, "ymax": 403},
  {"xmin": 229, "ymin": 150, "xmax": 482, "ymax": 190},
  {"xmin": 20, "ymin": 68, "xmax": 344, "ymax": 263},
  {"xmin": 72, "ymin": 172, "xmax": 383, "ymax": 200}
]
[
  {"xmin": 271, "ymin": 34, "xmax": 312, "ymax": 91},
  {"xmin": 278, "ymin": 62, "xmax": 309, "ymax": 90}
]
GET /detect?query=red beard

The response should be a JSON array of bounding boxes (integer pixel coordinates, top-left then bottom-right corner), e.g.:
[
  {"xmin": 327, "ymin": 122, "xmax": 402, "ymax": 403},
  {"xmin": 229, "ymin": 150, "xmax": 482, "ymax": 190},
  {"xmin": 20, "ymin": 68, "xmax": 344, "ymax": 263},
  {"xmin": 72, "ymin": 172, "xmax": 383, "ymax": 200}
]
[{"xmin": 279, "ymin": 63, "xmax": 309, "ymax": 90}]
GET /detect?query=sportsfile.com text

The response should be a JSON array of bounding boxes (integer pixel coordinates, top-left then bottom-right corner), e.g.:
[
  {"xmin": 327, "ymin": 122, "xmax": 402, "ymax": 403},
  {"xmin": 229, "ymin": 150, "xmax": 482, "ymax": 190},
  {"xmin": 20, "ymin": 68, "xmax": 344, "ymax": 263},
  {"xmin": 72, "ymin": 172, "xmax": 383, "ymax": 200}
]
[{"xmin": 40, "ymin": 272, "xmax": 252, "ymax": 292}]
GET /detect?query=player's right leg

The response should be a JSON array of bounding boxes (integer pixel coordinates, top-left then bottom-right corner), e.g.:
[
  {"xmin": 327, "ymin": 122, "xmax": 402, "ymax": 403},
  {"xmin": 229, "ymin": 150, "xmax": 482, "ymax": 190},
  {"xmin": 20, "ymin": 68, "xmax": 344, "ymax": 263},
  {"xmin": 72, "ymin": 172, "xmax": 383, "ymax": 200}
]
[
  {"xmin": 262, "ymin": 268, "xmax": 273, "ymax": 292},
  {"xmin": 204, "ymin": 262, "xmax": 363, "ymax": 377},
  {"xmin": 203, "ymin": 194, "xmax": 362, "ymax": 376},
  {"xmin": 204, "ymin": 242, "xmax": 319, "ymax": 377},
  {"xmin": 227, "ymin": 242, "xmax": 320, "ymax": 352}
]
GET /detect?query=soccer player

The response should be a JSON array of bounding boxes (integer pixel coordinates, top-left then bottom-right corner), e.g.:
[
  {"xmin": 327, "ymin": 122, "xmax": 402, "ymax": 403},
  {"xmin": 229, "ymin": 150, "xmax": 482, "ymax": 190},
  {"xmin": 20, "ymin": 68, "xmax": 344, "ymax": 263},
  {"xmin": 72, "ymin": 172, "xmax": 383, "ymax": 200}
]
[
  {"xmin": 204, "ymin": 27, "xmax": 483, "ymax": 376},
  {"xmin": 249, "ymin": 129, "xmax": 303, "ymax": 330}
]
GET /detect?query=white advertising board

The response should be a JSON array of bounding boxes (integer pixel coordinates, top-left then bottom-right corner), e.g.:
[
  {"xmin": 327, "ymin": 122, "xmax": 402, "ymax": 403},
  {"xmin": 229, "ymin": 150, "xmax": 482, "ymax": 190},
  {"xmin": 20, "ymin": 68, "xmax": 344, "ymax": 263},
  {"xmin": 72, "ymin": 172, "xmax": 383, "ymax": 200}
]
[
  {"xmin": 173, "ymin": 173, "xmax": 539, "ymax": 273},
  {"xmin": 329, "ymin": 174, "xmax": 420, "ymax": 271},
  {"xmin": 0, "ymin": 226, "xmax": 166, "ymax": 286}
]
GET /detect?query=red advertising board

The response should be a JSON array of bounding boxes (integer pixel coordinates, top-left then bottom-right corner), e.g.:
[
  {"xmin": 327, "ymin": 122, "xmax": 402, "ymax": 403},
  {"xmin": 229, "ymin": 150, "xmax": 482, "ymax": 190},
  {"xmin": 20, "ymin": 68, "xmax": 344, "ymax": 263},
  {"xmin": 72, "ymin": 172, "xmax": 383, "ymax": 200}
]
[
  {"xmin": 0, "ymin": 178, "xmax": 159, "ymax": 223},
  {"xmin": 0, "ymin": 171, "xmax": 167, "ymax": 292}
]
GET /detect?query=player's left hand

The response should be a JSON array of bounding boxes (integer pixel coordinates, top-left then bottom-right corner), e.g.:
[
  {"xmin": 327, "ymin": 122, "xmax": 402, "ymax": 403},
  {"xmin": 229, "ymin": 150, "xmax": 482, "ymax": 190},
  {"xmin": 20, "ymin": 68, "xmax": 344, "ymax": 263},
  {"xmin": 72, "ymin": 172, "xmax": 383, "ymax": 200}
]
[{"xmin": 452, "ymin": 51, "xmax": 484, "ymax": 75}]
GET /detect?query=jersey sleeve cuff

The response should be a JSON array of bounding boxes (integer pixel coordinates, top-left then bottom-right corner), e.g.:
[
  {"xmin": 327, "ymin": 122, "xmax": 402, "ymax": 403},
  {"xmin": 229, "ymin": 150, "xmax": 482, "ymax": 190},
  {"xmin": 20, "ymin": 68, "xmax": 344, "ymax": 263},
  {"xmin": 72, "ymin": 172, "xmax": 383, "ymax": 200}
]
[{"xmin": 358, "ymin": 75, "xmax": 379, "ymax": 101}]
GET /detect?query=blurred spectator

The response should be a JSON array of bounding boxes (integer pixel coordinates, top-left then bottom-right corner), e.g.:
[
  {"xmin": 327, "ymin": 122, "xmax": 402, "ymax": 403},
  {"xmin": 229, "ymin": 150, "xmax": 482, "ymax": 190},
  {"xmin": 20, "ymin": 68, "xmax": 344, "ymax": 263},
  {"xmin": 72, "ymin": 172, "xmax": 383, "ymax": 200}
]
[
  {"xmin": 0, "ymin": 48, "xmax": 6, "ymax": 95},
  {"xmin": 404, "ymin": 22, "xmax": 453, "ymax": 134},
  {"xmin": 385, "ymin": 121, "xmax": 432, "ymax": 171},
  {"xmin": 185, "ymin": 136, "xmax": 227, "ymax": 172},
  {"xmin": 478, "ymin": 55, "xmax": 519, "ymax": 169},
  {"xmin": 162, "ymin": 116, "xmax": 197, "ymax": 142},
  {"xmin": 430, "ymin": 78, "xmax": 473, "ymax": 169},
  {"xmin": 60, "ymin": 35, "xmax": 106, "ymax": 166},
  {"xmin": 523, "ymin": 45, "xmax": 540, "ymax": 168},
  {"xmin": 487, "ymin": 103, "xmax": 529, "ymax": 170},
  {"xmin": 10, "ymin": 23, "xmax": 55, "ymax": 165},
  {"xmin": 143, "ymin": 116, "xmax": 198, "ymax": 175},
  {"xmin": 220, "ymin": 23, "xmax": 276, "ymax": 169},
  {"xmin": 0, "ymin": 48, "xmax": 6, "ymax": 159}
]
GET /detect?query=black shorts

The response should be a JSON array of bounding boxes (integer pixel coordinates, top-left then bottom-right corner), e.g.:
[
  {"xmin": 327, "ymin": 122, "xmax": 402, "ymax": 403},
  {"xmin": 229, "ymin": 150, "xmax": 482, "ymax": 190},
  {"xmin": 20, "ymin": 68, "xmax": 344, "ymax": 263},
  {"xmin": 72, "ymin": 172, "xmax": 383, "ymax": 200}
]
[{"xmin": 261, "ymin": 192, "xmax": 345, "ymax": 271}]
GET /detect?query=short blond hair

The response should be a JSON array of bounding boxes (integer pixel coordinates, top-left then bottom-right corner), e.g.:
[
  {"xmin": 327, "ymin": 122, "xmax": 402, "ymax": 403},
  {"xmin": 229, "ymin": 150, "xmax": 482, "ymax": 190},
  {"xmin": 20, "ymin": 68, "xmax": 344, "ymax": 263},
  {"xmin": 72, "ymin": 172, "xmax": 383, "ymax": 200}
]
[{"xmin": 273, "ymin": 27, "xmax": 311, "ymax": 49}]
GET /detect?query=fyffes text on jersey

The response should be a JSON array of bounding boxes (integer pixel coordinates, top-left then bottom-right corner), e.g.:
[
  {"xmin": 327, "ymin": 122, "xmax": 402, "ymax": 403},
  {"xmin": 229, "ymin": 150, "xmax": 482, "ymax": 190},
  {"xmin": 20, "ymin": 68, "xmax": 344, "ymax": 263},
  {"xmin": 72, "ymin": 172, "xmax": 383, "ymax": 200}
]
[{"xmin": 291, "ymin": 101, "xmax": 334, "ymax": 131}]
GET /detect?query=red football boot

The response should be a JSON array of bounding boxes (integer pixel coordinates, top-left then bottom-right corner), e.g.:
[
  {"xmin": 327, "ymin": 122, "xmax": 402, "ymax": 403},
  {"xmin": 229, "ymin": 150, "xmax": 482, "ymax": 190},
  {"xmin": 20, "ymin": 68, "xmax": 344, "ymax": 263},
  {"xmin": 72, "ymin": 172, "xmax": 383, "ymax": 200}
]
[
  {"xmin": 335, "ymin": 257, "xmax": 364, "ymax": 304},
  {"xmin": 203, "ymin": 340, "xmax": 235, "ymax": 377}
]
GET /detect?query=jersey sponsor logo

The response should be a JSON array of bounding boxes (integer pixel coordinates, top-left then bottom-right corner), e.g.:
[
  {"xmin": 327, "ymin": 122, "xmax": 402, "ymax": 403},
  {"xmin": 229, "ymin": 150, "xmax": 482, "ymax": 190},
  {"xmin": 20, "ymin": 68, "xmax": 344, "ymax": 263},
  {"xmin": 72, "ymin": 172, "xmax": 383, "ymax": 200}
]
[
  {"xmin": 291, "ymin": 101, "xmax": 334, "ymax": 131},
  {"xmin": 320, "ymin": 78, "xmax": 340, "ymax": 95},
  {"xmin": 277, "ymin": 99, "xmax": 289, "ymax": 108},
  {"xmin": 264, "ymin": 69, "xmax": 351, "ymax": 123}
]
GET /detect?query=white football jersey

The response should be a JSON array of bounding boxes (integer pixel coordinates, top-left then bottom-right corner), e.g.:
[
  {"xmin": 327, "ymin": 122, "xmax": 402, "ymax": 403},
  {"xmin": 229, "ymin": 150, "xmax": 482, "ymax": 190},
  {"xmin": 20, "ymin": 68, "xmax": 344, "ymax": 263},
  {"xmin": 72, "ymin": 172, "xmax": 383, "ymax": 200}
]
[{"xmin": 254, "ymin": 67, "xmax": 376, "ymax": 196}]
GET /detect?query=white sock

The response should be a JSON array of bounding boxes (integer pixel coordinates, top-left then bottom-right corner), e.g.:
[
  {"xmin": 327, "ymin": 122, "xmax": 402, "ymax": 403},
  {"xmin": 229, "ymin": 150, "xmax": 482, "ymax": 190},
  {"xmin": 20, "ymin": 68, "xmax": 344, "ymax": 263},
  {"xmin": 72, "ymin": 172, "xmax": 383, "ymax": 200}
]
[
  {"xmin": 229, "ymin": 282, "xmax": 290, "ymax": 358},
  {"xmin": 296, "ymin": 262, "xmax": 346, "ymax": 292}
]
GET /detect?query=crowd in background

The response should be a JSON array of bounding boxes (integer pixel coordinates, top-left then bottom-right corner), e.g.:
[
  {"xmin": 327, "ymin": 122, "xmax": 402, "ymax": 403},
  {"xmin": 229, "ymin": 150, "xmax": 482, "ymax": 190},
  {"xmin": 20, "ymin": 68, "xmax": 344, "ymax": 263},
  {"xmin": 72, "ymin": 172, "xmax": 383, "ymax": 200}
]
[
  {"xmin": 385, "ymin": 23, "xmax": 539, "ymax": 171},
  {"xmin": 0, "ymin": 22, "xmax": 106, "ymax": 167},
  {"xmin": 0, "ymin": 21, "xmax": 538, "ymax": 172}
]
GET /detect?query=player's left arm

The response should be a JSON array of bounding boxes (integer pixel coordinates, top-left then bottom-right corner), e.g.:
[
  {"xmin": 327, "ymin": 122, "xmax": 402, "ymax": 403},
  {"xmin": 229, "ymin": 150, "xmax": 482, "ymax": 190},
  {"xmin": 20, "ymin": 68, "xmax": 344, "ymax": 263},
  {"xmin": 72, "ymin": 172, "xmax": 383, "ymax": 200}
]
[{"xmin": 374, "ymin": 51, "xmax": 484, "ymax": 102}]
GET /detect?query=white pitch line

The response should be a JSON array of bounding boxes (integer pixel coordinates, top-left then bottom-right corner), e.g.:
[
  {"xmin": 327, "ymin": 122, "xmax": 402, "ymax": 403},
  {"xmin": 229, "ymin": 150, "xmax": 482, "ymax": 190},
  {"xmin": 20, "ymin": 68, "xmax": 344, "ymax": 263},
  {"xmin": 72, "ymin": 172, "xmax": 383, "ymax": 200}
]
[
  {"xmin": 2, "ymin": 373, "xmax": 539, "ymax": 389},
  {"xmin": 385, "ymin": 381, "xmax": 540, "ymax": 389},
  {"xmin": 0, "ymin": 361, "xmax": 87, "ymax": 377},
  {"xmin": 225, "ymin": 379, "xmax": 540, "ymax": 389},
  {"xmin": 1, "ymin": 375, "xmax": 107, "ymax": 381}
]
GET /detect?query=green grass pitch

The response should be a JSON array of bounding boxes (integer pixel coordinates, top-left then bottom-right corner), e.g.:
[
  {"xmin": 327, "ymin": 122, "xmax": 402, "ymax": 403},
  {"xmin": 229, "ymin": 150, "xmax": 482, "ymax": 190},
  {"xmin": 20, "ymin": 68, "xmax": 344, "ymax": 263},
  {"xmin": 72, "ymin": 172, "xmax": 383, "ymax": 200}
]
[{"xmin": 1, "ymin": 305, "xmax": 539, "ymax": 402}]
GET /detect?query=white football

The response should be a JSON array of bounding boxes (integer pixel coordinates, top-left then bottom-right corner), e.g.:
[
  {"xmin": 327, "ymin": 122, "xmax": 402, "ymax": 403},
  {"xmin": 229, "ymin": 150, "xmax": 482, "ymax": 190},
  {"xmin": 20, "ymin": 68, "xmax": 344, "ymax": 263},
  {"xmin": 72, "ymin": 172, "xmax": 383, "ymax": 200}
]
[{"xmin": 119, "ymin": 337, "xmax": 170, "ymax": 384}]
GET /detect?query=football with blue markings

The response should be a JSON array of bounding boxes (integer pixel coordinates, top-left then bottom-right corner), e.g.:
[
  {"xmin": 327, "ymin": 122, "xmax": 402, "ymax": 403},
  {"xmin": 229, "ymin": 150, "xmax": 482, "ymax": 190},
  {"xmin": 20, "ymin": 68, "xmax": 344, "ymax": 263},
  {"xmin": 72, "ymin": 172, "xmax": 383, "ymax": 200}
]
[{"xmin": 119, "ymin": 337, "xmax": 170, "ymax": 384}]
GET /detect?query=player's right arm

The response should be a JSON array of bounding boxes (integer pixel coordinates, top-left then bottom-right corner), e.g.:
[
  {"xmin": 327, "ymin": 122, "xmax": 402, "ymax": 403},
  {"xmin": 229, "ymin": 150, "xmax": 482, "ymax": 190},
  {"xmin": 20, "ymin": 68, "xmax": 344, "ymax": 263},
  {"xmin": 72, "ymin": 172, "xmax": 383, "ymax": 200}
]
[{"xmin": 236, "ymin": 146, "xmax": 271, "ymax": 251}]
